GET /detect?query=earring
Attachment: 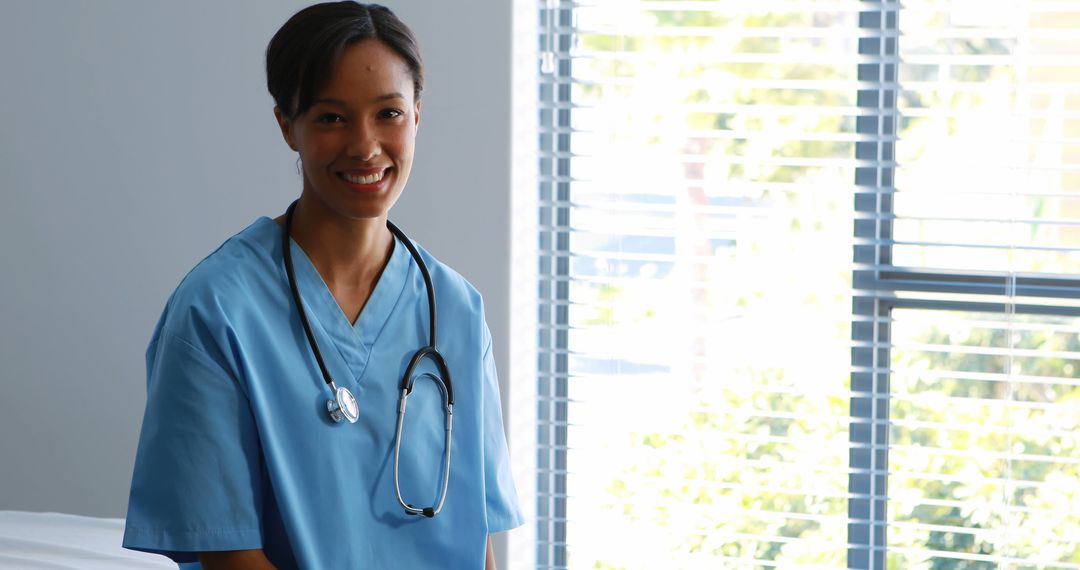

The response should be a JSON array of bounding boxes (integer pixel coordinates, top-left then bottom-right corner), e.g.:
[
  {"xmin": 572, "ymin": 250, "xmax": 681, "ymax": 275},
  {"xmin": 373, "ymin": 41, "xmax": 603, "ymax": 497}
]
[{"xmin": 295, "ymin": 157, "xmax": 303, "ymax": 178}]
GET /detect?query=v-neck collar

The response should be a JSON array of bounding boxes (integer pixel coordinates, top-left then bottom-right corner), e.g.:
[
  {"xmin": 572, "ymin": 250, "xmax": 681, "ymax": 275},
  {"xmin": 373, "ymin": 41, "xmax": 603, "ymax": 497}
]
[{"xmin": 262, "ymin": 217, "xmax": 412, "ymax": 383}]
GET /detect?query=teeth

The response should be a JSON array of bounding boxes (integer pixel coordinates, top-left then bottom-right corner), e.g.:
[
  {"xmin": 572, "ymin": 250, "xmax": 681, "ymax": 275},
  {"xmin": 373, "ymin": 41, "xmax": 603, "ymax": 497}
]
[{"xmin": 343, "ymin": 170, "xmax": 385, "ymax": 185}]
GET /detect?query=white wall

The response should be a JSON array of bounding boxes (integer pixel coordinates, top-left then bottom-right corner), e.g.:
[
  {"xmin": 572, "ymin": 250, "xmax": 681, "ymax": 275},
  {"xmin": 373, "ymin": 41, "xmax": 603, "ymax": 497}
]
[{"xmin": 0, "ymin": 0, "xmax": 514, "ymax": 541}]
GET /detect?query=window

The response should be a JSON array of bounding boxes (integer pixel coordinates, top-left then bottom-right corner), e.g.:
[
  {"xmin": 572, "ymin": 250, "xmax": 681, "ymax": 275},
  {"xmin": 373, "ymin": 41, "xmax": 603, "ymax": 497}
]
[
  {"xmin": 855, "ymin": 2, "xmax": 1080, "ymax": 567},
  {"xmin": 529, "ymin": 1, "xmax": 1080, "ymax": 569}
]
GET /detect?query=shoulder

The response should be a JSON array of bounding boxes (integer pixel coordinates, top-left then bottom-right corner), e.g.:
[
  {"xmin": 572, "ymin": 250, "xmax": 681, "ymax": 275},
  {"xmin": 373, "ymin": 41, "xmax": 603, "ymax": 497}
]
[
  {"xmin": 405, "ymin": 239, "xmax": 491, "ymax": 348},
  {"xmin": 410, "ymin": 241, "xmax": 484, "ymax": 312},
  {"xmin": 152, "ymin": 218, "xmax": 281, "ymax": 353}
]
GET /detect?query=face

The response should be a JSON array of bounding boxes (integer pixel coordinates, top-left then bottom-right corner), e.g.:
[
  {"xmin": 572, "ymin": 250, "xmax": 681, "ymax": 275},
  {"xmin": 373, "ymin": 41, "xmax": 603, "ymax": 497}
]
[{"xmin": 275, "ymin": 39, "xmax": 421, "ymax": 222}]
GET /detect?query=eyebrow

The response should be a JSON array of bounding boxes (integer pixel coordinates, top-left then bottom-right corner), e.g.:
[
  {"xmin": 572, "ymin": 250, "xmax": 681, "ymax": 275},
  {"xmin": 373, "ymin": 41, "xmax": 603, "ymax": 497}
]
[{"xmin": 311, "ymin": 92, "xmax": 406, "ymax": 107}]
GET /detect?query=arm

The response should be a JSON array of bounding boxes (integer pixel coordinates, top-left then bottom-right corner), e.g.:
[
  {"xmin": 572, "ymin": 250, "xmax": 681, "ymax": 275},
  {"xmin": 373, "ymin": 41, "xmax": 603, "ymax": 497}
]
[
  {"xmin": 486, "ymin": 536, "xmax": 496, "ymax": 570},
  {"xmin": 199, "ymin": 549, "xmax": 278, "ymax": 570},
  {"xmin": 123, "ymin": 331, "xmax": 268, "ymax": 559}
]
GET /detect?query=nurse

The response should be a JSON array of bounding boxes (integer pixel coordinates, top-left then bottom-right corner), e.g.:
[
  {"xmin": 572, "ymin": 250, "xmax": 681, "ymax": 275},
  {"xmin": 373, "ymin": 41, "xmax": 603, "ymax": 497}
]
[{"xmin": 121, "ymin": 2, "xmax": 523, "ymax": 568}]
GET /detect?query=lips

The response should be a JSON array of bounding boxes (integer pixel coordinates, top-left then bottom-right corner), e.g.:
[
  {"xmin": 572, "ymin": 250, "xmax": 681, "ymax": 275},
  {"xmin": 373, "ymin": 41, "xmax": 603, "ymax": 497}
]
[
  {"xmin": 338, "ymin": 168, "xmax": 391, "ymax": 191},
  {"xmin": 342, "ymin": 170, "xmax": 385, "ymax": 184}
]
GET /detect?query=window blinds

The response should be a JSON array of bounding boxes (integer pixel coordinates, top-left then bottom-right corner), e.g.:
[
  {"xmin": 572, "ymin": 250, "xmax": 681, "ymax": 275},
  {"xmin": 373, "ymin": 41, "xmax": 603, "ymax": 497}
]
[
  {"xmin": 537, "ymin": 1, "xmax": 865, "ymax": 568},
  {"xmin": 858, "ymin": 1, "xmax": 1080, "ymax": 568},
  {"xmin": 533, "ymin": 0, "xmax": 1080, "ymax": 569}
]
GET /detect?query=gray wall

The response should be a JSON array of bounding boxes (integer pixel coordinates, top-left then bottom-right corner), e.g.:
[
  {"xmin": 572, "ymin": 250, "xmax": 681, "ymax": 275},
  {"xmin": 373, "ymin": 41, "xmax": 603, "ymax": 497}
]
[{"xmin": 0, "ymin": 0, "xmax": 512, "ymax": 527}]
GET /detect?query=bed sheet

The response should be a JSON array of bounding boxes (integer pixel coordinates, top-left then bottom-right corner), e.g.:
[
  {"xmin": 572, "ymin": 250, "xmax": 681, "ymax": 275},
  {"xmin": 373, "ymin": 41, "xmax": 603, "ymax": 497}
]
[{"xmin": 0, "ymin": 511, "xmax": 175, "ymax": 569}]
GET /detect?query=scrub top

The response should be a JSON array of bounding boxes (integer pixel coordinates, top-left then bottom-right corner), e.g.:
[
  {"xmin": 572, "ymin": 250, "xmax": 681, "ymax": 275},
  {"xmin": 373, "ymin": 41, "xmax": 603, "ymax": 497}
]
[{"xmin": 122, "ymin": 217, "xmax": 523, "ymax": 569}]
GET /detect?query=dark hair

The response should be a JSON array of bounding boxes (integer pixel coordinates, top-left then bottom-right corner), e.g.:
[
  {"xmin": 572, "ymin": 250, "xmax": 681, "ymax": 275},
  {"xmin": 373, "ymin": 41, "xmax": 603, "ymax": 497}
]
[{"xmin": 266, "ymin": 1, "xmax": 423, "ymax": 120}]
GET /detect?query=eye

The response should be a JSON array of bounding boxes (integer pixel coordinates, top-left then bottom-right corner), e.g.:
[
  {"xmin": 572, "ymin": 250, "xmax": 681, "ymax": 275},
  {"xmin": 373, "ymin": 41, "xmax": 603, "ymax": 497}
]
[
  {"xmin": 315, "ymin": 113, "xmax": 345, "ymax": 124},
  {"xmin": 379, "ymin": 108, "xmax": 405, "ymax": 120}
]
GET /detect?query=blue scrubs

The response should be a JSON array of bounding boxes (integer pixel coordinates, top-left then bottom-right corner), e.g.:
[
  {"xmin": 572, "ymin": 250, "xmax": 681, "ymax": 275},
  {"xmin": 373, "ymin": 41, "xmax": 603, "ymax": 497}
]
[{"xmin": 122, "ymin": 217, "xmax": 523, "ymax": 569}]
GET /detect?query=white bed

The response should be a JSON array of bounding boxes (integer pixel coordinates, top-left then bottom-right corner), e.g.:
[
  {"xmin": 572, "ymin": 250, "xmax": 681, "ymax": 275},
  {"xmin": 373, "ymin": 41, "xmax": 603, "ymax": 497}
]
[{"xmin": 0, "ymin": 511, "xmax": 175, "ymax": 569}]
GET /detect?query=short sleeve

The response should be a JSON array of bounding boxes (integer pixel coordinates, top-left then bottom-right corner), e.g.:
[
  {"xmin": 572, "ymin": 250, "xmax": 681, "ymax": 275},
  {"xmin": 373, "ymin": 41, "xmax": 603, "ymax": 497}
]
[
  {"xmin": 481, "ymin": 340, "xmax": 525, "ymax": 533},
  {"xmin": 122, "ymin": 327, "xmax": 264, "ymax": 563}
]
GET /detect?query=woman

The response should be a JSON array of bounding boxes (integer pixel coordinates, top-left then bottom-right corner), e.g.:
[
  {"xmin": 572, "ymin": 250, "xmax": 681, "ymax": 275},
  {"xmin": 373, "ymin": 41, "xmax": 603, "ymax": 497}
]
[{"xmin": 121, "ymin": 3, "xmax": 523, "ymax": 568}]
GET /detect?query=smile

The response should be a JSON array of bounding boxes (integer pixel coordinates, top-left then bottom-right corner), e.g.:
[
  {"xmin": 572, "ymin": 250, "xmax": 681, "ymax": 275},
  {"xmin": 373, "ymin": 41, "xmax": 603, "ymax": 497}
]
[{"xmin": 341, "ymin": 170, "xmax": 386, "ymax": 185}]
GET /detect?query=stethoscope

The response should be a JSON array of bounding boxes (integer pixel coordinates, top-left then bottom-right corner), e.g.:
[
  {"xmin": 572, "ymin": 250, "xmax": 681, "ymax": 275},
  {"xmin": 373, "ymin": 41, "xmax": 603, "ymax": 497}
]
[{"xmin": 282, "ymin": 200, "xmax": 454, "ymax": 519}]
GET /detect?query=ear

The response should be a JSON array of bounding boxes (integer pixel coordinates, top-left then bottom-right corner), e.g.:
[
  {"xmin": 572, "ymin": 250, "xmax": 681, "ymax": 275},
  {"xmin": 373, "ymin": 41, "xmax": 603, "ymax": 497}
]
[
  {"xmin": 274, "ymin": 106, "xmax": 299, "ymax": 152},
  {"xmin": 413, "ymin": 99, "xmax": 422, "ymax": 131}
]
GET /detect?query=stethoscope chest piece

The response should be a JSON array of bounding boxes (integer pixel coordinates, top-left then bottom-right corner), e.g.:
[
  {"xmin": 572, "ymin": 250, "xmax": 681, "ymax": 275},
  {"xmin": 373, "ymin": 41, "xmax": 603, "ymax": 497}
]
[{"xmin": 327, "ymin": 385, "xmax": 359, "ymax": 424}]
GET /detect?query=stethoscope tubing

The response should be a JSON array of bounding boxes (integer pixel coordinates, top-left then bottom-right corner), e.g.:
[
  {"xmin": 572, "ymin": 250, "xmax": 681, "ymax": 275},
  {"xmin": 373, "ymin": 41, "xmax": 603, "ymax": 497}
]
[
  {"xmin": 386, "ymin": 220, "xmax": 437, "ymax": 351},
  {"xmin": 282, "ymin": 202, "xmax": 338, "ymax": 393}
]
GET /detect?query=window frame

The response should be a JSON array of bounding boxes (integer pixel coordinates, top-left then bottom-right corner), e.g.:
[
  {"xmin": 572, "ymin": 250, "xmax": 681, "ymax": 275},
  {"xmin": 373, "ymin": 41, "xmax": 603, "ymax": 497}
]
[{"xmin": 536, "ymin": 3, "xmax": 573, "ymax": 568}]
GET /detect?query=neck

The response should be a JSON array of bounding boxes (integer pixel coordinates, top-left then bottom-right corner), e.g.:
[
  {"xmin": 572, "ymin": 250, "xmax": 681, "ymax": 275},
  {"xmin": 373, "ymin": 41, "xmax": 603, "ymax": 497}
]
[{"xmin": 280, "ymin": 193, "xmax": 394, "ymax": 307}]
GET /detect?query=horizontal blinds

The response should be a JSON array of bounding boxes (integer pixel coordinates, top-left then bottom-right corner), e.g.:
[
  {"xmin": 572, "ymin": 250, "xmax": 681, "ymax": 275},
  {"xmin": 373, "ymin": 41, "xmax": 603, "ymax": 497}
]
[
  {"xmin": 537, "ymin": 1, "xmax": 864, "ymax": 568},
  {"xmin": 536, "ymin": 0, "xmax": 1080, "ymax": 569},
  {"xmin": 866, "ymin": 2, "xmax": 1080, "ymax": 568},
  {"xmin": 886, "ymin": 1, "xmax": 1080, "ymax": 276}
]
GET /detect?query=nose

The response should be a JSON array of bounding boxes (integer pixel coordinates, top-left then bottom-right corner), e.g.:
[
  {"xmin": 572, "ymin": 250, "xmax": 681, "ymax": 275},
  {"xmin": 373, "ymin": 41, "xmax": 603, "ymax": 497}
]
[{"xmin": 347, "ymin": 119, "xmax": 380, "ymax": 162}]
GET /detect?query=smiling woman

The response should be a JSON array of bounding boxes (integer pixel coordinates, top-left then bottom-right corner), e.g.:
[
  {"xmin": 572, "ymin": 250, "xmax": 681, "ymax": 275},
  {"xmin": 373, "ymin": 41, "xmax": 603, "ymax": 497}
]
[
  {"xmin": 268, "ymin": 2, "xmax": 423, "ymax": 230},
  {"xmin": 118, "ymin": 3, "xmax": 522, "ymax": 569},
  {"xmin": 275, "ymin": 39, "xmax": 419, "ymax": 228}
]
